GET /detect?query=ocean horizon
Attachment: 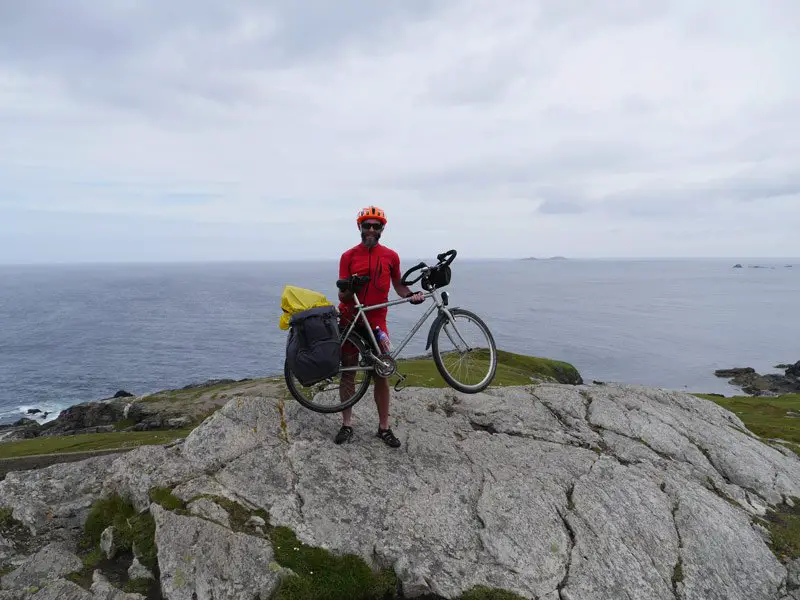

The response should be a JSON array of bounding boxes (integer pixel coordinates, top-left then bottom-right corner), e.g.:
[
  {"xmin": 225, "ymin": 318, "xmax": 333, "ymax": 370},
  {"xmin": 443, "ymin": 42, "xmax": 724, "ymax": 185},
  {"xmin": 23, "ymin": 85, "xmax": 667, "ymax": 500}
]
[{"xmin": 1, "ymin": 256, "xmax": 798, "ymax": 425}]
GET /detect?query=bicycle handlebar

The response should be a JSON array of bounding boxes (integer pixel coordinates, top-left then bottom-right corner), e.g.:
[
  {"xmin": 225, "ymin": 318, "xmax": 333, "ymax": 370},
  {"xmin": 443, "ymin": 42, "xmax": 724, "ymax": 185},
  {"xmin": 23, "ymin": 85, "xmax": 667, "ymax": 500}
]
[
  {"xmin": 336, "ymin": 274, "xmax": 370, "ymax": 292},
  {"xmin": 437, "ymin": 249, "xmax": 457, "ymax": 267},
  {"xmin": 400, "ymin": 249, "xmax": 457, "ymax": 286}
]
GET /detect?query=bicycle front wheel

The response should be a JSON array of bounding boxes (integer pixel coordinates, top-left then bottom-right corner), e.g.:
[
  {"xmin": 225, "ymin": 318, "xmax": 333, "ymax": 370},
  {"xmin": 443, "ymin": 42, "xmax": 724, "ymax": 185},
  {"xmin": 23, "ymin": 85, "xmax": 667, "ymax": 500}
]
[
  {"xmin": 431, "ymin": 308, "xmax": 497, "ymax": 393},
  {"xmin": 284, "ymin": 330, "xmax": 373, "ymax": 413}
]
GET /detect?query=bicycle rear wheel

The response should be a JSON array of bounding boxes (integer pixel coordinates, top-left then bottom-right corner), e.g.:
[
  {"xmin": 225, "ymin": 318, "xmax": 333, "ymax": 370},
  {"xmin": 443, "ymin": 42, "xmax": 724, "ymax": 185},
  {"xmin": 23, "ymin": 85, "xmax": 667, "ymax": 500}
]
[
  {"xmin": 431, "ymin": 308, "xmax": 497, "ymax": 393},
  {"xmin": 284, "ymin": 330, "xmax": 374, "ymax": 413}
]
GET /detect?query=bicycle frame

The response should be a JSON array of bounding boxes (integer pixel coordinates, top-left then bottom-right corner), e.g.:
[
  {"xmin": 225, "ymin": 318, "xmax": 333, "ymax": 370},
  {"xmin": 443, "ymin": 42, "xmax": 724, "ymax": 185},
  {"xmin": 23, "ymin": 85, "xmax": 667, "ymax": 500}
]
[{"xmin": 338, "ymin": 287, "xmax": 454, "ymax": 368}]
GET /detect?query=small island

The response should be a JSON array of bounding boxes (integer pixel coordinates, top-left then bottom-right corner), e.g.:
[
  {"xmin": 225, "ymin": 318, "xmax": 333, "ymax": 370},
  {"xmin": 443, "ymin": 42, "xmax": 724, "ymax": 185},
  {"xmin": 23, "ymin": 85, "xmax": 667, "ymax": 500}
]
[{"xmin": 521, "ymin": 256, "xmax": 567, "ymax": 261}]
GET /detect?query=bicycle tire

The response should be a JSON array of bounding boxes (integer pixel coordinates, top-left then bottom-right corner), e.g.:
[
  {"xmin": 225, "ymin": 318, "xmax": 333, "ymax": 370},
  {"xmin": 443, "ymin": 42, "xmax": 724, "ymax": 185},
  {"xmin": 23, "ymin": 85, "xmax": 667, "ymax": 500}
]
[
  {"xmin": 431, "ymin": 308, "xmax": 497, "ymax": 393},
  {"xmin": 284, "ymin": 330, "xmax": 373, "ymax": 413}
]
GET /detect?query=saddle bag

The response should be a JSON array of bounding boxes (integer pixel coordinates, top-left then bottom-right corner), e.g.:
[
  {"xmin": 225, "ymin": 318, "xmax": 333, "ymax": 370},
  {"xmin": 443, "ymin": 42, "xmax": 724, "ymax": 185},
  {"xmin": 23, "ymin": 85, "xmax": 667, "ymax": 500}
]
[{"xmin": 286, "ymin": 305, "xmax": 342, "ymax": 386}]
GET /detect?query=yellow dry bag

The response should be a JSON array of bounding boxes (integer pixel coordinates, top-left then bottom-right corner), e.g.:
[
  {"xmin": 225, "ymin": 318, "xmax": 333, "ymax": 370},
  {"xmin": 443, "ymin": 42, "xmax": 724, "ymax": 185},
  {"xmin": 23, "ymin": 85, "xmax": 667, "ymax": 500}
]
[{"xmin": 278, "ymin": 285, "xmax": 333, "ymax": 330}]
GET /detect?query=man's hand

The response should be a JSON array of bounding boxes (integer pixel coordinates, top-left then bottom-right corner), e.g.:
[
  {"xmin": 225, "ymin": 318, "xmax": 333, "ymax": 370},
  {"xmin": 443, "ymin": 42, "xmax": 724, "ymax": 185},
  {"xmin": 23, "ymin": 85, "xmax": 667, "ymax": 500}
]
[{"xmin": 406, "ymin": 291, "xmax": 425, "ymax": 305}]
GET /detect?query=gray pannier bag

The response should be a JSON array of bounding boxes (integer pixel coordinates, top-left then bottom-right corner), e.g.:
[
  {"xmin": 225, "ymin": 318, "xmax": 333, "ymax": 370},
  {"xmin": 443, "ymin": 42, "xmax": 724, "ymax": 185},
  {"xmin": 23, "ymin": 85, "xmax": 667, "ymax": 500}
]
[{"xmin": 286, "ymin": 305, "xmax": 342, "ymax": 386}]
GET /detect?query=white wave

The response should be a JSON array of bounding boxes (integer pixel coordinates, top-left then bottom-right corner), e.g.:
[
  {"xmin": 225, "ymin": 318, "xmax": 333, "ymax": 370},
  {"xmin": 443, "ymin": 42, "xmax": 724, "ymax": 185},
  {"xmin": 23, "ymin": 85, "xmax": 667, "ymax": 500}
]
[{"xmin": 1, "ymin": 403, "xmax": 70, "ymax": 425}]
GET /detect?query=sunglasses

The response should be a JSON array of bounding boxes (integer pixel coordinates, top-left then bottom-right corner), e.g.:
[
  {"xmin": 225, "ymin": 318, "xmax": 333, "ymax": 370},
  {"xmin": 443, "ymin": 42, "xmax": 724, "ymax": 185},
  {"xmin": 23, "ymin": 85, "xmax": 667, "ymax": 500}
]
[{"xmin": 361, "ymin": 222, "xmax": 384, "ymax": 231}]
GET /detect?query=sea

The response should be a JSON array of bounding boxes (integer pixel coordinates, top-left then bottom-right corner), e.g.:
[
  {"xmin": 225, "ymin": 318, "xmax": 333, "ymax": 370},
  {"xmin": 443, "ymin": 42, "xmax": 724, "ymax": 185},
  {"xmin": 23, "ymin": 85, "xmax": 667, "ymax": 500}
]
[{"xmin": 0, "ymin": 258, "xmax": 797, "ymax": 425}]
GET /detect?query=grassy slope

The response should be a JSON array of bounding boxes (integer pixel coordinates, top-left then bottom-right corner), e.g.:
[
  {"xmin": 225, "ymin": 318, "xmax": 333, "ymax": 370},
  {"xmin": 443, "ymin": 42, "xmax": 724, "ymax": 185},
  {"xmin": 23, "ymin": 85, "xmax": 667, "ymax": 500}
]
[
  {"xmin": 393, "ymin": 349, "xmax": 582, "ymax": 388},
  {"xmin": 0, "ymin": 428, "xmax": 194, "ymax": 459},
  {"xmin": 694, "ymin": 392, "xmax": 800, "ymax": 562},
  {"xmin": 0, "ymin": 350, "xmax": 578, "ymax": 459},
  {"xmin": 694, "ymin": 392, "xmax": 800, "ymax": 454}
]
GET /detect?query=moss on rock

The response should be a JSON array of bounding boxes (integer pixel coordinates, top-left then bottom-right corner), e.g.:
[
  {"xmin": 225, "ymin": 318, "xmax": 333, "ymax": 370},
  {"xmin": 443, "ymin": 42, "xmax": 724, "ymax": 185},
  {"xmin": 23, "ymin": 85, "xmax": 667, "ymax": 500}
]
[
  {"xmin": 457, "ymin": 587, "xmax": 529, "ymax": 599},
  {"xmin": 70, "ymin": 493, "xmax": 161, "ymax": 597},
  {"xmin": 760, "ymin": 497, "xmax": 800, "ymax": 561},
  {"xmin": 149, "ymin": 486, "xmax": 187, "ymax": 512},
  {"xmin": 269, "ymin": 525, "xmax": 397, "ymax": 600}
]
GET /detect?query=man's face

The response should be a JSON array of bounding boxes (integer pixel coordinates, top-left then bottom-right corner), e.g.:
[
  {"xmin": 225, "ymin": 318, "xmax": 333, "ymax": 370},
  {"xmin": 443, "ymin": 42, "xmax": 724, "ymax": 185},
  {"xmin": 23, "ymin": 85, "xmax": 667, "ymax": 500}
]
[{"xmin": 360, "ymin": 219, "xmax": 383, "ymax": 247}]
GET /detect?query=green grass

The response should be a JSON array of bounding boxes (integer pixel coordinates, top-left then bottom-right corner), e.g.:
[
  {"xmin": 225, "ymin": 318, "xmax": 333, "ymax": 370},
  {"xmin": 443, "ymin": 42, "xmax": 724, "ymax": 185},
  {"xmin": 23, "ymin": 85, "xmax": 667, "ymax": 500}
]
[
  {"xmin": 757, "ymin": 497, "xmax": 800, "ymax": 561},
  {"xmin": 140, "ymin": 380, "xmax": 245, "ymax": 403},
  {"xmin": 269, "ymin": 525, "xmax": 397, "ymax": 600},
  {"xmin": 149, "ymin": 486, "xmax": 187, "ymax": 511},
  {"xmin": 267, "ymin": 523, "xmax": 530, "ymax": 600},
  {"xmin": 65, "ymin": 493, "xmax": 163, "ymax": 596},
  {"xmin": 123, "ymin": 578, "xmax": 153, "ymax": 595},
  {"xmin": 79, "ymin": 493, "xmax": 159, "ymax": 571},
  {"xmin": 0, "ymin": 427, "xmax": 194, "ymax": 459},
  {"xmin": 0, "ymin": 507, "xmax": 13, "ymax": 528},
  {"xmin": 694, "ymin": 393, "xmax": 800, "ymax": 454},
  {"xmin": 392, "ymin": 349, "xmax": 582, "ymax": 389},
  {"xmin": 692, "ymin": 393, "xmax": 800, "ymax": 562}
]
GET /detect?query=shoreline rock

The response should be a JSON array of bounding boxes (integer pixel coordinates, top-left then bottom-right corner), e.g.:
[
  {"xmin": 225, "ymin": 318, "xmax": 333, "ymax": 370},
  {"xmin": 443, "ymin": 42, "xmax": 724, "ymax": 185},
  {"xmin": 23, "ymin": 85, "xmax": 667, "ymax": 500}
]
[
  {"xmin": 715, "ymin": 361, "xmax": 800, "ymax": 396},
  {"xmin": 0, "ymin": 380, "xmax": 255, "ymax": 442}
]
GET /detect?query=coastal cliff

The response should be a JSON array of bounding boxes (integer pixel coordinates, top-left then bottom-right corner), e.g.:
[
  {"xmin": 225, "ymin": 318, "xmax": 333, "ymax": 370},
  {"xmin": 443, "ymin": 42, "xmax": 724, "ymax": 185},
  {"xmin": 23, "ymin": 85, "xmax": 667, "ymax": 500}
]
[{"xmin": 1, "ymin": 375, "xmax": 799, "ymax": 599}]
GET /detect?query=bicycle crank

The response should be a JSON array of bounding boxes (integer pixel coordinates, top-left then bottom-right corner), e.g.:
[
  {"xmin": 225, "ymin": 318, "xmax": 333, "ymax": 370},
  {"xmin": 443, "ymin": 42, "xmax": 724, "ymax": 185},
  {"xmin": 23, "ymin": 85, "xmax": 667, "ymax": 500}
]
[{"xmin": 374, "ymin": 354, "xmax": 397, "ymax": 378}]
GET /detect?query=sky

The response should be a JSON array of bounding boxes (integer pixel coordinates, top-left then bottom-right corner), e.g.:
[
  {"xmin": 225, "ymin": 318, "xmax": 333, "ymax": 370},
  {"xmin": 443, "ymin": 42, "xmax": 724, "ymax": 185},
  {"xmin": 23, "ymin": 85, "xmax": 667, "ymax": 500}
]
[{"xmin": 1, "ymin": 0, "xmax": 799, "ymax": 263}]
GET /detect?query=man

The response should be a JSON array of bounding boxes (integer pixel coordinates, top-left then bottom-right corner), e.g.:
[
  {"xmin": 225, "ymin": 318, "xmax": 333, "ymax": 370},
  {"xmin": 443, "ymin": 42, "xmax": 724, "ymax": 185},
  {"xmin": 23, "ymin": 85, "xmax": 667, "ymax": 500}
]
[{"xmin": 335, "ymin": 206, "xmax": 424, "ymax": 447}]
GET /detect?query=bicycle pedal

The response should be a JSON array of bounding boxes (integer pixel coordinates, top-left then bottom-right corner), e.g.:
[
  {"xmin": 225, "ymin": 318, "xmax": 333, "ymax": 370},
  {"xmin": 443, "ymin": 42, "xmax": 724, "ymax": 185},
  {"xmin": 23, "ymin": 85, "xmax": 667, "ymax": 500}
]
[{"xmin": 393, "ymin": 373, "xmax": 407, "ymax": 392}]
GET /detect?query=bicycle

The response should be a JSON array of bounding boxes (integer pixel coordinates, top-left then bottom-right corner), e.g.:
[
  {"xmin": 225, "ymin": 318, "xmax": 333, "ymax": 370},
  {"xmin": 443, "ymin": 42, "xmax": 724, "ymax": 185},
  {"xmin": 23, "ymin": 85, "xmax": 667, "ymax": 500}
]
[{"xmin": 284, "ymin": 249, "xmax": 498, "ymax": 413}]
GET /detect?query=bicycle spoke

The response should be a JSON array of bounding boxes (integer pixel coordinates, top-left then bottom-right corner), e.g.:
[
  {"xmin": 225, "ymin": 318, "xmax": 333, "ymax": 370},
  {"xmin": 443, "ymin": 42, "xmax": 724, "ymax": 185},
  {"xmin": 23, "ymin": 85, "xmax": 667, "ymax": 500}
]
[
  {"xmin": 444, "ymin": 319, "xmax": 472, "ymax": 353},
  {"xmin": 434, "ymin": 311, "xmax": 496, "ymax": 390}
]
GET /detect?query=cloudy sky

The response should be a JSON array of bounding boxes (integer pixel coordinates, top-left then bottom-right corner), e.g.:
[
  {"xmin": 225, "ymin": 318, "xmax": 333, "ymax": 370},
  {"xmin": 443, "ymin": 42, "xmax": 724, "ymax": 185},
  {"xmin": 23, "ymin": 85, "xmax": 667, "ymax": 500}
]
[{"xmin": 1, "ymin": 0, "xmax": 798, "ymax": 263}]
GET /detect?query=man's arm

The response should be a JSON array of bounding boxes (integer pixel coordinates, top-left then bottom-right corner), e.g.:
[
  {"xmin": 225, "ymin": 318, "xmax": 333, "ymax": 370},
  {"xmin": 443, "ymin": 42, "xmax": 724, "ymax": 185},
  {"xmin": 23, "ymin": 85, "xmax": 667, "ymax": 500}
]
[
  {"xmin": 391, "ymin": 277, "xmax": 413, "ymax": 298},
  {"xmin": 338, "ymin": 251, "xmax": 354, "ymax": 303},
  {"xmin": 392, "ymin": 253, "xmax": 424, "ymax": 303}
]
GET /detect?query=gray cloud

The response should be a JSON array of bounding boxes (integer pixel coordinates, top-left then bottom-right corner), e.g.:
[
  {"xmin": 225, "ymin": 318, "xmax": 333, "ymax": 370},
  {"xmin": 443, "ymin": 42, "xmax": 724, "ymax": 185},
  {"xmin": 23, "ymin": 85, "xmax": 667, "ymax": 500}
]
[
  {"xmin": 537, "ymin": 199, "xmax": 587, "ymax": 215},
  {"xmin": 0, "ymin": 0, "xmax": 440, "ymax": 114},
  {"xmin": 601, "ymin": 171, "xmax": 800, "ymax": 219},
  {"xmin": 1, "ymin": 0, "xmax": 799, "ymax": 261}
]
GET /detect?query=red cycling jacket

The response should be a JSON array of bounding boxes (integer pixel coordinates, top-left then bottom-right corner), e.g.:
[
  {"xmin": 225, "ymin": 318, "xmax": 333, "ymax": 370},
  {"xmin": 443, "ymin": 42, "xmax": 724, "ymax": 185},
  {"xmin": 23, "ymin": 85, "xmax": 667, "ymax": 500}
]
[{"xmin": 338, "ymin": 242, "xmax": 401, "ymax": 328}]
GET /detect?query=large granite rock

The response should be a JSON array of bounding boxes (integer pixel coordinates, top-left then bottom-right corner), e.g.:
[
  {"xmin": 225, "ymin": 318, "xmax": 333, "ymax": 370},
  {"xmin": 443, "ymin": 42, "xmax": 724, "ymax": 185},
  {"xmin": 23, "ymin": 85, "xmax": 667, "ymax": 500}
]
[
  {"xmin": 152, "ymin": 505, "xmax": 279, "ymax": 600},
  {"xmin": 0, "ymin": 382, "xmax": 798, "ymax": 599},
  {"xmin": 0, "ymin": 542, "xmax": 82, "ymax": 591}
]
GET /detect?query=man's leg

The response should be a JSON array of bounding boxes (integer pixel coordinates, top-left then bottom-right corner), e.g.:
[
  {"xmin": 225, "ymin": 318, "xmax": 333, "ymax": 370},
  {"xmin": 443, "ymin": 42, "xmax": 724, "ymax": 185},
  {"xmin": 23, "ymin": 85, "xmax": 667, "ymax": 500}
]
[
  {"xmin": 373, "ymin": 351, "xmax": 401, "ymax": 447},
  {"xmin": 374, "ymin": 376, "xmax": 400, "ymax": 447},
  {"xmin": 335, "ymin": 344, "xmax": 357, "ymax": 444},
  {"xmin": 374, "ymin": 375, "xmax": 390, "ymax": 430},
  {"xmin": 340, "ymin": 352, "xmax": 356, "ymax": 427},
  {"xmin": 369, "ymin": 319, "xmax": 401, "ymax": 447}
]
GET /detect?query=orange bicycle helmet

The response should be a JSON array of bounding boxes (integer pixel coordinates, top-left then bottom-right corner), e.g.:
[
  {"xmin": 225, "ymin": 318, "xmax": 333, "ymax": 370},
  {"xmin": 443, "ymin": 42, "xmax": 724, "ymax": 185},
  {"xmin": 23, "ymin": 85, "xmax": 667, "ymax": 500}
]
[{"xmin": 356, "ymin": 206, "xmax": 387, "ymax": 226}]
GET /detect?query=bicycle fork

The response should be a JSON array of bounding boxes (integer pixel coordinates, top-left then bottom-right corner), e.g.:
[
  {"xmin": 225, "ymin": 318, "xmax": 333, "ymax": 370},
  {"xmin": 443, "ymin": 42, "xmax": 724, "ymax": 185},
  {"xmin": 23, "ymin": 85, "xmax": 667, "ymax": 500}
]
[{"xmin": 439, "ymin": 307, "xmax": 473, "ymax": 354}]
